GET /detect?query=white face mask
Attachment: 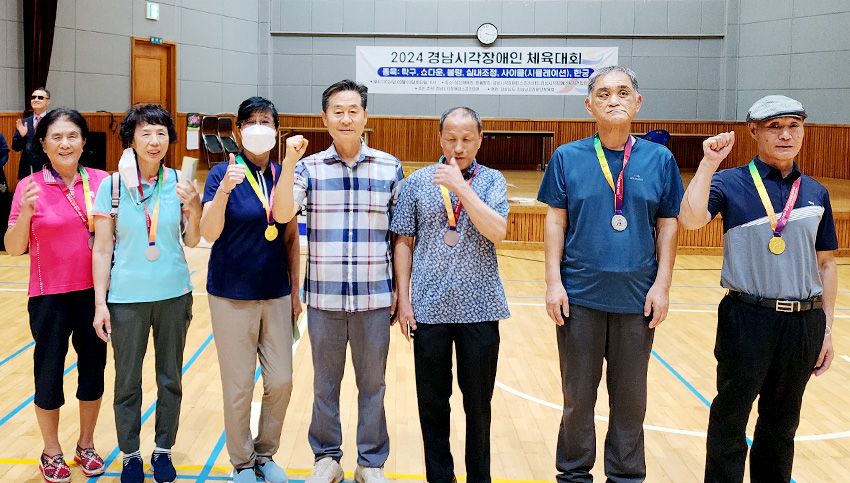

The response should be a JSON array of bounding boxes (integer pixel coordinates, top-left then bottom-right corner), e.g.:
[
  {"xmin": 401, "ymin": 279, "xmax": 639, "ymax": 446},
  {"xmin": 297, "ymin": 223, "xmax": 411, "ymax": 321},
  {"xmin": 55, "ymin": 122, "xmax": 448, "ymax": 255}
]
[{"xmin": 240, "ymin": 125, "xmax": 276, "ymax": 155}]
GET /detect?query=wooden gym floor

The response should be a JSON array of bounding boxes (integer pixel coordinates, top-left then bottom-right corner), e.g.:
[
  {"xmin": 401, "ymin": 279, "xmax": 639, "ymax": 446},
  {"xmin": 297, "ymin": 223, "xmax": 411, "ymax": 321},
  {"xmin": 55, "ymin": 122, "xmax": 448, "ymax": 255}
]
[{"xmin": 1, "ymin": 170, "xmax": 849, "ymax": 482}]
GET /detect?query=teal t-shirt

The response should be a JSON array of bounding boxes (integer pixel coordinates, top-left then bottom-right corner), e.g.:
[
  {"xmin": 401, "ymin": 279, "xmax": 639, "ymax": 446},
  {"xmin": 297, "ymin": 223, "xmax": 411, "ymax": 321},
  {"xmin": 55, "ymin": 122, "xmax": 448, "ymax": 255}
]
[{"xmin": 93, "ymin": 169, "xmax": 194, "ymax": 303}]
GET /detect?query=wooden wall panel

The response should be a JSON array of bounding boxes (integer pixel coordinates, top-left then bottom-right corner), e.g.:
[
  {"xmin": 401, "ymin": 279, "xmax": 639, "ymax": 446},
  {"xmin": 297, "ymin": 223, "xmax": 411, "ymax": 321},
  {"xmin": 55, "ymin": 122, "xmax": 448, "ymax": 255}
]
[{"xmin": 3, "ymin": 112, "xmax": 850, "ymax": 252}]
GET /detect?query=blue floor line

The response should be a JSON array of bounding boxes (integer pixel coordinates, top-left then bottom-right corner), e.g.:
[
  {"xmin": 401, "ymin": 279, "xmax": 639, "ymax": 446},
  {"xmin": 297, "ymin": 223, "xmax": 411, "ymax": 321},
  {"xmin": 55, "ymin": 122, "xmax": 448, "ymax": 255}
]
[
  {"xmin": 0, "ymin": 362, "xmax": 77, "ymax": 428},
  {"xmin": 0, "ymin": 341, "xmax": 35, "ymax": 368},
  {"xmin": 195, "ymin": 366, "xmax": 263, "ymax": 482},
  {"xmin": 90, "ymin": 332, "xmax": 215, "ymax": 483},
  {"xmin": 651, "ymin": 350, "xmax": 790, "ymax": 481}
]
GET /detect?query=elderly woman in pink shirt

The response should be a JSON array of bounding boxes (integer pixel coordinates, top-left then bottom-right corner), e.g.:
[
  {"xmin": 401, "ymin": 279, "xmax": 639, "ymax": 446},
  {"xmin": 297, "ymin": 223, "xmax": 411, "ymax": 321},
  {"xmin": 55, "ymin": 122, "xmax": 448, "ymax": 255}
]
[{"xmin": 5, "ymin": 108, "xmax": 109, "ymax": 483}]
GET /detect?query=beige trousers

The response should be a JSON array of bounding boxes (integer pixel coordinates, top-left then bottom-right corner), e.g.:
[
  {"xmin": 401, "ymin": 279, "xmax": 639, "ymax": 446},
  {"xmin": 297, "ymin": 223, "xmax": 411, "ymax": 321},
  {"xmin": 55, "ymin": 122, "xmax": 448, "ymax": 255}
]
[{"xmin": 209, "ymin": 295, "xmax": 293, "ymax": 469}]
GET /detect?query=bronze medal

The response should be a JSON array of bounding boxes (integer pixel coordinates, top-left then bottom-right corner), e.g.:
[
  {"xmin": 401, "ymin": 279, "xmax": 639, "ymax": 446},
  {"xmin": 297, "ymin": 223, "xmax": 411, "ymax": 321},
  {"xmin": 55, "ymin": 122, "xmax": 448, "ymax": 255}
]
[
  {"xmin": 265, "ymin": 225, "xmax": 279, "ymax": 241},
  {"xmin": 88, "ymin": 236, "xmax": 95, "ymax": 250},
  {"xmin": 768, "ymin": 236, "xmax": 785, "ymax": 255},
  {"xmin": 444, "ymin": 230, "xmax": 459, "ymax": 246}
]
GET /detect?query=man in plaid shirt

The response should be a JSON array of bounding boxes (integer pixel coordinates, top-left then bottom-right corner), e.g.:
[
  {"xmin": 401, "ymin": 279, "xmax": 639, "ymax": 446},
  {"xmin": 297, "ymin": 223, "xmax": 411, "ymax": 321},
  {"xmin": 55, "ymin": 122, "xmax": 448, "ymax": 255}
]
[{"xmin": 274, "ymin": 79, "xmax": 403, "ymax": 483}]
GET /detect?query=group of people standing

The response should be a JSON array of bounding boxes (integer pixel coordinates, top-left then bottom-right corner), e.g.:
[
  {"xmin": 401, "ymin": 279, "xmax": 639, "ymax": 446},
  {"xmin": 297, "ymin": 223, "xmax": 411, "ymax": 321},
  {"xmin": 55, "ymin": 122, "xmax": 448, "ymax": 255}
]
[{"xmin": 4, "ymin": 67, "xmax": 836, "ymax": 483}]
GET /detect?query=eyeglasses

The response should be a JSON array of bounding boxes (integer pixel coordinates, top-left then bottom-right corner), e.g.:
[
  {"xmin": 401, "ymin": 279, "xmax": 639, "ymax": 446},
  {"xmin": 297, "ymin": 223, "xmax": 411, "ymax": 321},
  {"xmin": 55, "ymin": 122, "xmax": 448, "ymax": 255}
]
[{"xmin": 31, "ymin": 95, "xmax": 48, "ymax": 100}]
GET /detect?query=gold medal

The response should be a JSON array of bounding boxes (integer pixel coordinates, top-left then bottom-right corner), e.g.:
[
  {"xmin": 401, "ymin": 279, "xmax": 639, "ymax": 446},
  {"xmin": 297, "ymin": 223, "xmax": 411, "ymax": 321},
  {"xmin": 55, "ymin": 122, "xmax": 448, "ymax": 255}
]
[
  {"xmin": 265, "ymin": 225, "xmax": 278, "ymax": 241},
  {"xmin": 768, "ymin": 236, "xmax": 785, "ymax": 255}
]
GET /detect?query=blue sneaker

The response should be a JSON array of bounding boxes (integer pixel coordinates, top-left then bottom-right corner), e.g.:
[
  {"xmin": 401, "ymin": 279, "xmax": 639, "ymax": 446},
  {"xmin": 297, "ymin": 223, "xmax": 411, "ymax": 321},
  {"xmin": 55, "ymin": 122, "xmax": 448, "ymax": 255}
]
[
  {"xmin": 255, "ymin": 460, "xmax": 289, "ymax": 483},
  {"xmin": 151, "ymin": 452, "xmax": 177, "ymax": 483},
  {"xmin": 234, "ymin": 467, "xmax": 259, "ymax": 483},
  {"xmin": 120, "ymin": 454, "xmax": 144, "ymax": 483}
]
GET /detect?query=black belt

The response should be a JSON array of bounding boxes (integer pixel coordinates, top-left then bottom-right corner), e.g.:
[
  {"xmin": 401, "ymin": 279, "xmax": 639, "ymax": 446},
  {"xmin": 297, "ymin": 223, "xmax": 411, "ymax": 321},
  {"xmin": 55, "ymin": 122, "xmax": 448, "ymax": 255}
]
[{"xmin": 728, "ymin": 291, "xmax": 822, "ymax": 313}]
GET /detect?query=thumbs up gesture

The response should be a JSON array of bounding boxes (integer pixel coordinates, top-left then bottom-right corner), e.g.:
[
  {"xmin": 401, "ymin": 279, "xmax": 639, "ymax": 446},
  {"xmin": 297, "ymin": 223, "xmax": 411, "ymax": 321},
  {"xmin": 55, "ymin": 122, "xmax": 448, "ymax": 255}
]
[
  {"xmin": 221, "ymin": 153, "xmax": 246, "ymax": 194},
  {"xmin": 432, "ymin": 156, "xmax": 465, "ymax": 192}
]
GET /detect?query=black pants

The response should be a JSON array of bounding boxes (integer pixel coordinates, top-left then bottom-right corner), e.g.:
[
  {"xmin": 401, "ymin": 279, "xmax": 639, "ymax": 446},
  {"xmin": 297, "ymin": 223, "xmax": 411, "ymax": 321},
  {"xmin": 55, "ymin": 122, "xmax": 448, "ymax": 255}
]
[
  {"xmin": 705, "ymin": 295, "xmax": 825, "ymax": 483},
  {"xmin": 28, "ymin": 288, "xmax": 107, "ymax": 410},
  {"xmin": 413, "ymin": 321, "xmax": 500, "ymax": 483},
  {"xmin": 555, "ymin": 304, "xmax": 655, "ymax": 483}
]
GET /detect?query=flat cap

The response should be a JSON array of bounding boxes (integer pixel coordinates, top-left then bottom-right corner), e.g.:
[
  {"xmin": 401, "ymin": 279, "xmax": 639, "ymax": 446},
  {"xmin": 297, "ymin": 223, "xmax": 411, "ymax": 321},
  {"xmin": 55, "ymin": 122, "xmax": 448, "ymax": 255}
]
[{"xmin": 746, "ymin": 95, "xmax": 807, "ymax": 122}]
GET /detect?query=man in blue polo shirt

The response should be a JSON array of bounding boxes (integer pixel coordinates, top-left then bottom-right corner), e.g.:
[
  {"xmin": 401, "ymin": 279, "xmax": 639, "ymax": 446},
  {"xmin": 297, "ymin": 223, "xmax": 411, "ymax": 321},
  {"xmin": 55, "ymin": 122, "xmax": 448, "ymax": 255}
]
[
  {"xmin": 537, "ymin": 65, "xmax": 683, "ymax": 482},
  {"xmin": 679, "ymin": 95, "xmax": 837, "ymax": 483}
]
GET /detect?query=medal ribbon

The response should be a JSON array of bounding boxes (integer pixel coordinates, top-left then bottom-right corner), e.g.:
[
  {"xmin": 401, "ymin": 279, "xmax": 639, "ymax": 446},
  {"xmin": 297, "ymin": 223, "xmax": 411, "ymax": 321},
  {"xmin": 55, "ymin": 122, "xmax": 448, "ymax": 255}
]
[
  {"xmin": 236, "ymin": 155, "xmax": 276, "ymax": 227},
  {"xmin": 138, "ymin": 166, "xmax": 163, "ymax": 249},
  {"xmin": 51, "ymin": 166, "xmax": 94, "ymax": 236},
  {"xmin": 438, "ymin": 157, "xmax": 478, "ymax": 231},
  {"xmin": 748, "ymin": 161, "xmax": 801, "ymax": 237},
  {"xmin": 593, "ymin": 134, "xmax": 633, "ymax": 215}
]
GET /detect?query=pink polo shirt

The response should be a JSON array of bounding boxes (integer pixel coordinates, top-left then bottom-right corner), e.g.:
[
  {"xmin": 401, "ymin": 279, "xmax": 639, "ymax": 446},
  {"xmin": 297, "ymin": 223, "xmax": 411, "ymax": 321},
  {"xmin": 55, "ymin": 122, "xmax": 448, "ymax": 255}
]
[{"xmin": 9, "ymin": 166, "xmax": 109, "ymax": 296}]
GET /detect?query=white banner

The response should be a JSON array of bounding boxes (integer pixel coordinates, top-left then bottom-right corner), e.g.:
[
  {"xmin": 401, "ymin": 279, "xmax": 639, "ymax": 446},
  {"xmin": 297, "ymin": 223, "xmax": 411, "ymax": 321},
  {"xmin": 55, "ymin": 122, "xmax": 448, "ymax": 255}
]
[{"xmin": 356, "ymin": 46, "xmax": 618, "ymax": 96}]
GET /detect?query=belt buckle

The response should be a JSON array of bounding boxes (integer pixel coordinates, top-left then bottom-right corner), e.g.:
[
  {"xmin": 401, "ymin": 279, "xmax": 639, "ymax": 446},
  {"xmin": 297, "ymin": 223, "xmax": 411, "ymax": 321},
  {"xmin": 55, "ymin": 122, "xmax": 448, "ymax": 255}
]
[{"xmin": 775, "ymin": 300, "xmax": 799, "ymax": 312}]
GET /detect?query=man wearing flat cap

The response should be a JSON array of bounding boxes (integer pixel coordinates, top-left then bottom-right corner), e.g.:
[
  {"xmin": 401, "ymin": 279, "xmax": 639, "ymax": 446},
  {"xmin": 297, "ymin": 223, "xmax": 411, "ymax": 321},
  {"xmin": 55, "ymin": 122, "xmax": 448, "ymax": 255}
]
[{"xmin": 679, "ymin": 95, "xmax": 837, "ymax": 482}]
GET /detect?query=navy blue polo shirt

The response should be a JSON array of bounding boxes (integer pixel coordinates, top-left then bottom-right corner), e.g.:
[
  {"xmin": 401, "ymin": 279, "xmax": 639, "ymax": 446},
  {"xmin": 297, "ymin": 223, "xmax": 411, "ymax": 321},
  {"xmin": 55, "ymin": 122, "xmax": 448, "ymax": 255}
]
[
  {"xmin": 537, "ymin": 136, "xmax": 684, "ymax": 313},
  {"xmin": 708, "ymin": 157, "xmax": 837, "ymax": 300},
  {"xmin": 203, "ymin": 153, "xmax": 292, "ymax": 300}
]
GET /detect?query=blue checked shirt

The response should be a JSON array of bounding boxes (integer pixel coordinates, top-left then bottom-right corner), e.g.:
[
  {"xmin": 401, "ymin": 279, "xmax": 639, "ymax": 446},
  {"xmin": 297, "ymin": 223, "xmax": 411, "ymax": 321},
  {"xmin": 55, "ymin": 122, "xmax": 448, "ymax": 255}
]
[{"xmin": 294, "ymin": 142, "xmax": 404, "ymax": 312}]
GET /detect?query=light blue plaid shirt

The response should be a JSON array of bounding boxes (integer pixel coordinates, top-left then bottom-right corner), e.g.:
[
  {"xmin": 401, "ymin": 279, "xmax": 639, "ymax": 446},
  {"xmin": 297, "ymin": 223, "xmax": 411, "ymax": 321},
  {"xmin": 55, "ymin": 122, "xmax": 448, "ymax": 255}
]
[
  {"xmin": 294, "ymin": 142, "xmax": 404, "ymax": 312},
  {"xmin": 390, "ymin": 161, "xmax": 511, "ymax": 324}
]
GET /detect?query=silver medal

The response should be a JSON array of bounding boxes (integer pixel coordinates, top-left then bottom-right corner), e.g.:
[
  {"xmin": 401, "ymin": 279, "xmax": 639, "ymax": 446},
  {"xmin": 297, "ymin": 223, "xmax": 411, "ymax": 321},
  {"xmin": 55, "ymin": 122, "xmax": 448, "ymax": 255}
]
[
  {"xmin": 88, "ymin": 236, "xmax": 95, "ymax": 250},
  {"xmin": 444, "ymin": 230, "xmax": 459, "ymax": 246},
  {"xmin": 611, "ymin": 214, "xmax": 627, "ymax": 231},
  {"xmin": 145, "ymin": 245, "xmax": 161, "ymax": 261}
]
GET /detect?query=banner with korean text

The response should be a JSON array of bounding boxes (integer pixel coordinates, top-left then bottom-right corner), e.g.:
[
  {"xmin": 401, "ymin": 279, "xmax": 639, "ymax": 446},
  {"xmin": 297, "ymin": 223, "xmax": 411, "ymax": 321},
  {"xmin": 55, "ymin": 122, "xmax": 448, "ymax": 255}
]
[{"xmin": 356, "ymin": 46, "xmax": 618, "ymax": 95}]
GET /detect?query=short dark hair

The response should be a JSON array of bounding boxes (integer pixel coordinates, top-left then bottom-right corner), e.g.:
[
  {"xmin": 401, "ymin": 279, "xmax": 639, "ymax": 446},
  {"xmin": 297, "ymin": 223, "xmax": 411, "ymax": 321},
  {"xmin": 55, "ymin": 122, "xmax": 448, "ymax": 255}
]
[
  {"xmin": 33, "ymin": 87, "xmax": 51, "ymax": 98},
  {"xmin": 119, "ymin": 104, "xmax": 177, "ymax": 148},
  {"xmin": 439, "ymin": 107, "xmax": 482, "ymax": 133},
  {"xmin": 322, "ymin": 79, "xmax": 368, "ymax": 112},
  {"xmin": 236, "ymin": 96, "xmax": 279, "ymax": 128},
  {"xmin": 30, "ymin": 108, "xmax": 89, "ymax": 159}
]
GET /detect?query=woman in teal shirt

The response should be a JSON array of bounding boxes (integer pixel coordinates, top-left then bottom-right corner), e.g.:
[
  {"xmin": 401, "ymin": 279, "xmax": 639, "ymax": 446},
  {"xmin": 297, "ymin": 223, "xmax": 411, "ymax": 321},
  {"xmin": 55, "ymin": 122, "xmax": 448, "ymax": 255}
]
[{"xmin": 91, "ymin": 104, "xmax": 202, "ymax": 483}]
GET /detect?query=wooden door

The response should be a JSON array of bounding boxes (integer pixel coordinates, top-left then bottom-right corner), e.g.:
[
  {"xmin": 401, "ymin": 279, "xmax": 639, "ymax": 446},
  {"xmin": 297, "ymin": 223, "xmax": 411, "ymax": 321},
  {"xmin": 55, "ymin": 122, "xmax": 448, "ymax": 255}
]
[{"xmin": 131, "ymin": 37, "xmax": 177, "ymax": 166}]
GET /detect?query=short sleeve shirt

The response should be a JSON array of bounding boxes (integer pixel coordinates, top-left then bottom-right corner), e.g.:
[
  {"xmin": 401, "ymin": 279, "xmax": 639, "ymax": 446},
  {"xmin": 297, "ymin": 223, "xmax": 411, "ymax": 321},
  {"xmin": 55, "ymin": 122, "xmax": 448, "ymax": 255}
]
[
  {"xmin": 202, "ymin": 153, "xmax": 291, "ymax": 300},
  {"xmin": 9, "ymin": 166, "xmax": 108, "ymax": 296},
  {"xmin": 537, "ymin": 136, "xmax": 684, "ymax": 313},
  {"xmin": 92, "ymin": 168, "xmax": 194, "ymax": 303},
  {"xmin": 707, "ymin": 157, "xmax": 838, "ymax": 300},
  {"xmin": 293, "ymin": 142, "xmax": 404, "ymax": 312},
  {"xmin": 390, "ymin": 161, "xmax": 511, "ymax": 324}
]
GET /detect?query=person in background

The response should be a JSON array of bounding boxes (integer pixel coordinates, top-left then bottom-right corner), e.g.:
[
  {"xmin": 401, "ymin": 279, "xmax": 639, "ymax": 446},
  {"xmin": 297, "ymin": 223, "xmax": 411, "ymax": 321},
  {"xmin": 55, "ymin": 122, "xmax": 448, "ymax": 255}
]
[
  {"xmin": 200, "ymin": 96, "xmax": 308, "ymax": 483},
  {"xmin": 12, "ymin": 87, "xmax": 51, "ymax": 179},
  {"xmin": 5, "ymin": 108, "xmax": 109, "ymax": 483},
  {"xmin": 91, "ymin": 104, "xmax": 202, "ymax": 483}
]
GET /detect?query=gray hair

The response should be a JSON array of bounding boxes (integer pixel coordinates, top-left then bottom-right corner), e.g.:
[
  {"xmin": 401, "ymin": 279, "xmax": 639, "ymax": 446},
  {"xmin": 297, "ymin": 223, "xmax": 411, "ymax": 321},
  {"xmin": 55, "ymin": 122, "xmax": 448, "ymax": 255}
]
[
  {"xmin": 439, "ymin": 107, "xmax": 482, "ymax": 132},
  {"xmin": 587, "ymin": 66, "xmax": 639, "ymax": 96}
]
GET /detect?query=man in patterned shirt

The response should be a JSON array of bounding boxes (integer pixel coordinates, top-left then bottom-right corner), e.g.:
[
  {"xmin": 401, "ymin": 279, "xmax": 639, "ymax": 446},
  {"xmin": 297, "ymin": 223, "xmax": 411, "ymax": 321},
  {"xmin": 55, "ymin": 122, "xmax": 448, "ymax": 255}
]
[
  {"xmin": 391, "ymin": 107, "xmax": 510, "ymax": 483},
  {"xmin": 274, "ymin": 79, "xmax": 404, "ymax": 483}
]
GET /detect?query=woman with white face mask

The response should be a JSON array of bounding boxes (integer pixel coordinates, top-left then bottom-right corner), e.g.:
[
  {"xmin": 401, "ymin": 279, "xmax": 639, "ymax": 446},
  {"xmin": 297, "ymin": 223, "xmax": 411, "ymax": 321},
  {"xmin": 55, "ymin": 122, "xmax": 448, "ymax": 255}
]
[{"xmin": 199, "ymin": 97, "xmax": 309, "ymax": 483}]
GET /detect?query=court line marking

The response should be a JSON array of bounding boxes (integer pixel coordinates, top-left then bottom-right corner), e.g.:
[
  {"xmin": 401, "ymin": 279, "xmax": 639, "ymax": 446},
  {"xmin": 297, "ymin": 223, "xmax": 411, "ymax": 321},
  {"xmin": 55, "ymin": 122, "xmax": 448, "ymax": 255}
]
[
  {"xmin": 196, "ymin": 316, "xmax": 309, "ymax": 482},
  {"xmin": 90, "ymin": 333, "xmax": 215, "ymax": 483},
  {"xmin": 0, "ymin": 341, "xmax": 34, "ymax": 369},
  {"xmin": 0, "ymin": 363, "xmax": 77, "ymax": 429},
  {"xmin": 494, "ymin": 345, "xmax": 850, "ymax": 444},
  {"xmin": 840, "ymin": 355, "xmax": 850, "ymax": 363}
]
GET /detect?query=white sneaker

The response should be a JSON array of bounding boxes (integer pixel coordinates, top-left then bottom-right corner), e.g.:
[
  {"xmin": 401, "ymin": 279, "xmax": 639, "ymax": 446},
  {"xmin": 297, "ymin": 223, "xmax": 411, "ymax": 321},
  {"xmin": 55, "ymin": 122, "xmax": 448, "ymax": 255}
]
[
  {"xmin": 354, "ymin": 466, "xmax": 389, "ymax": 483},
  {"xmin": 305, "ymin": 457, "xmax": 344, "ymax": 483}
]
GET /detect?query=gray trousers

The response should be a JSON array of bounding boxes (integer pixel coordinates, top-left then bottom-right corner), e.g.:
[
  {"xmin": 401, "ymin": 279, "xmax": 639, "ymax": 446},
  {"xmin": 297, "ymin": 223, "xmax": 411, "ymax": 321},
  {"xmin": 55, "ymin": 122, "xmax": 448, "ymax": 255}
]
[
  {"xmin": 307, "ymin": 307, "xmax": 391, "ymax": 468},
  {"xmin": 209, "ymin": 295, "xmax": 294, "ymax": 470},
  {"xmin": 555, "ymin": 304, "xmax": 655, "ymax": 483},
  {"xmin": 109, "ymin": 293, "xmax": 193, "ymax": 453}
]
